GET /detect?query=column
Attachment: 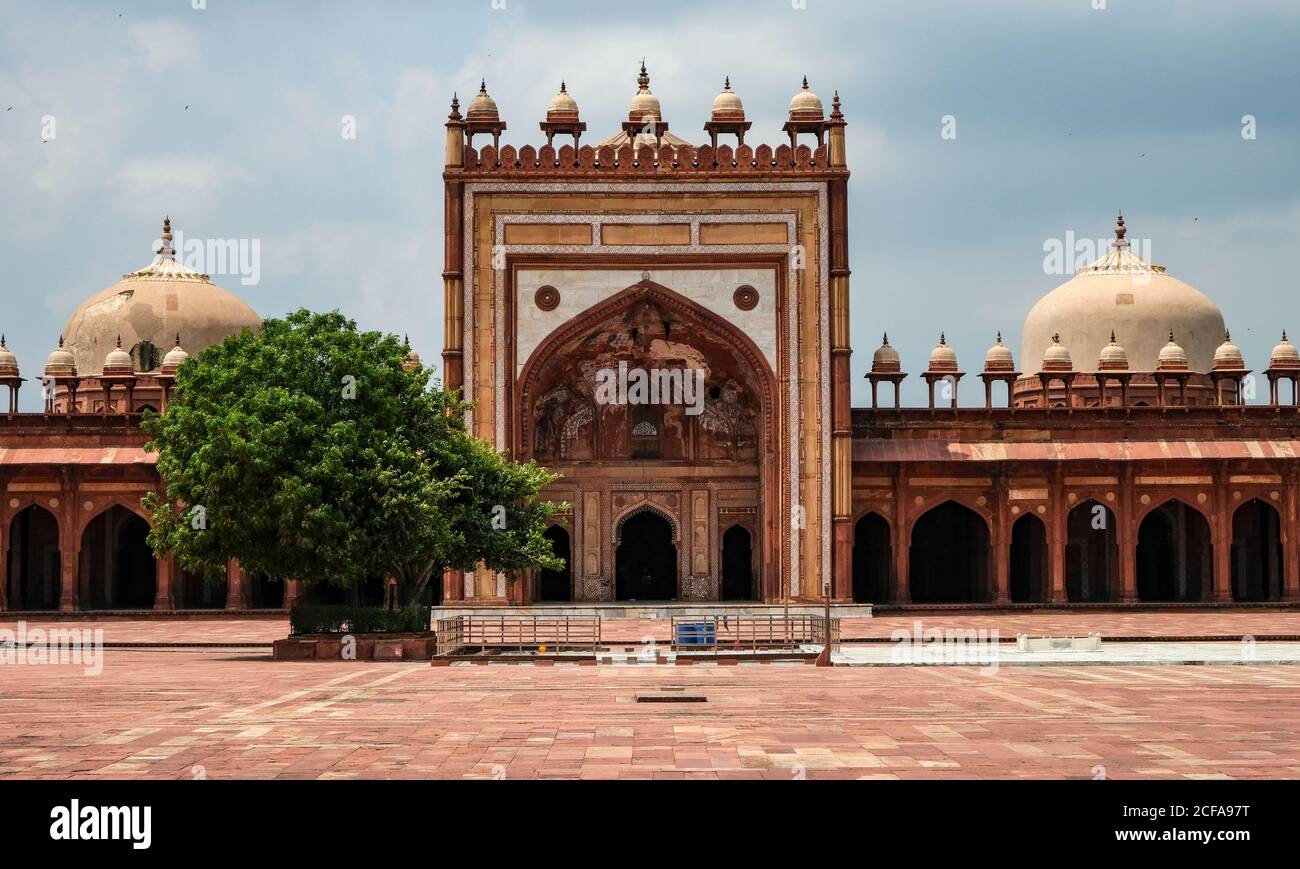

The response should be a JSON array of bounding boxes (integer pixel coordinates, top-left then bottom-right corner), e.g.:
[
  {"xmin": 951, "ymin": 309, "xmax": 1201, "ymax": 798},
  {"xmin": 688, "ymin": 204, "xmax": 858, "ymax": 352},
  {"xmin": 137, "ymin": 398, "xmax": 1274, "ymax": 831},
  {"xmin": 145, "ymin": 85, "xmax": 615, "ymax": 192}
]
[
  {"xmin": 829, "ymin": 168, "xmax": 853, "ymax": 603},
  {"xmin": 154, "ymin": 554, "xmax": 175, "ymax": 610},
  {"xmin": 892, "ymin": 477, "xmax": 911, "ymax": 603},
  {"xmin": 1211, "ymin": 471, "xmax": 1233, "ymax": 602},
  {"xmin": 225, "ymin": 558, "xmax": 247, "ymax": 610},
  {"xmin": 283, "ymin": 579, "xmax": 302, "ymax": 610},
  {"xmin": 992, "ymin": 477, "xmax": 1011, "ymax": 604},
  {"xmin": 1117, "ymin": 468, "xmax": 1138, "ymax": 602},
  {"xmin": 59, "ymin": 544, "xmax": 79, "ymax": 611},
  {"xmin": 0, "ymin": 512, "xmax": 7, "ymax": 612},
  {"xmin": 1048, "ymin": 473, "xmax": 1066, "ymax": 603}
]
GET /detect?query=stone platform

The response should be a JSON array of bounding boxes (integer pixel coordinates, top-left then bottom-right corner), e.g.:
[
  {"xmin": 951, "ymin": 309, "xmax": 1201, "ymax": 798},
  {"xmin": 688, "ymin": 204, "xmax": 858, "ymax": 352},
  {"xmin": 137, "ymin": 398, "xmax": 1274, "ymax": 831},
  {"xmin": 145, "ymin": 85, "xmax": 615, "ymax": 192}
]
[{"xmin": 431, "ymin": 601, "xmax": 873, "ymax": 620}]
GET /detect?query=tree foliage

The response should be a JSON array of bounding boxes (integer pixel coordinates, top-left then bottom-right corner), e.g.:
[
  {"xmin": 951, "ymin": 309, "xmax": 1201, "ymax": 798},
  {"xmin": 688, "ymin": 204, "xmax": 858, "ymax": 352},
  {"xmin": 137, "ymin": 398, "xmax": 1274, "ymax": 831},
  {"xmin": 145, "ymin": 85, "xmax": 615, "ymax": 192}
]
[{"xmin": 142, "ymin": 308, "xmax": 561, "ymax": 604}]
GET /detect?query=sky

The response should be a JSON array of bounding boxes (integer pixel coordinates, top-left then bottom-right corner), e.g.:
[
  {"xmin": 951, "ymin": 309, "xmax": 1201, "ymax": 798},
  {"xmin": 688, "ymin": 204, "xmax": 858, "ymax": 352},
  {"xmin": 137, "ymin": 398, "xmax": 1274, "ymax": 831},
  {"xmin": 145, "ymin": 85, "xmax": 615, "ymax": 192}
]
[{"xmin": 2, "ymin": 0, "xmax": 1298, "ymax": 410}]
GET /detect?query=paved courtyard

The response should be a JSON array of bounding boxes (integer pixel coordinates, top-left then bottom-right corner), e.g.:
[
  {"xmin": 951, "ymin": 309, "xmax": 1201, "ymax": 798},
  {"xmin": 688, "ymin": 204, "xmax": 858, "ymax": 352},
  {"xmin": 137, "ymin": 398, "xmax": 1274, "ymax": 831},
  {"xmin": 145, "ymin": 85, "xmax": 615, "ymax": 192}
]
[{"xmin": 3, "ymin": 633, "xmax": 1300, "ymax": 779}]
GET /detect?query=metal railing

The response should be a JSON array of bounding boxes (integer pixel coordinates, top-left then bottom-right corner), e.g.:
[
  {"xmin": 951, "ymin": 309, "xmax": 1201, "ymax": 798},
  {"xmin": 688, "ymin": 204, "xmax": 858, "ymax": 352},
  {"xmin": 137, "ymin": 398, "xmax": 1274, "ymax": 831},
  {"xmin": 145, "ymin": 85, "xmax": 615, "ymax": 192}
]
[
  {"xmin": 670, "ymin": 615, "xmax": 840, "ymax": 651},
  {"xmin": 434, "ymin": 615, "xmax": 601, "ymax": 656}
]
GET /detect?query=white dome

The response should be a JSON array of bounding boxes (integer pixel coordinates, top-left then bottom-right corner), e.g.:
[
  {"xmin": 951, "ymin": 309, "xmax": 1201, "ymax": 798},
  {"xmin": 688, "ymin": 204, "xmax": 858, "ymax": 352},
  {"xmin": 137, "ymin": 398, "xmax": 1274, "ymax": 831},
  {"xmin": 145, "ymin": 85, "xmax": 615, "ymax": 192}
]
[
  {"xmin": 1042, "ymin": 334, "xmax": 1073, "ymax": 371},
  {"xmin": 103, "ymin": 338, "xmax": 133, "ymax": 374},
  {"xmin": 872, "ymin": 334, "xmax": 900, "ymax": 371},
  {"xmin": 547, "ymin": 82, "xmax": 578, "ymax": 117},
  {"xmin": 789, "ymin": 77, "xmax": 823, "ymax": 118},
  {"xmin": 984, "ymin": 333, "xmax": 1014, "ymax": 370},
  {"xmin": 466, "ymin": 81, "xmax": 499, "ymax": 119},
  {"xmin": 45, "ymin": 338, "xmax": 76, "ymax": 376},
  {"xmin": 1021, "ymin": 216, "xmax": 1225, "ymax": 374},
  {"xmin": 1271, "ymin": 332, "xmax": 1300, "ymax": 366},
  {"xmin": 0, "ymin": 336, "xmax": 17, "ymax": 375},
  {"xmin": 929, "ymin": 334, "xmax": 958, "ymax": 370},
  {"xmin": 712, "ymin": 78, "xmax": 744, "ymax": 117},
  {"xmin": 161, "ymin": 336, "xmax": 189, "ymax": 373},
  {"xmin": 1157, "ymin": 332, "xmax": 1189, "ymax": 370},
  {"xmin": 1213, "ymin": 331, "xmax": 1245, "ymax": 370},
  {"xmin": 1098, "ymin": 332, "xmax": 1129, "ymax": 370}
]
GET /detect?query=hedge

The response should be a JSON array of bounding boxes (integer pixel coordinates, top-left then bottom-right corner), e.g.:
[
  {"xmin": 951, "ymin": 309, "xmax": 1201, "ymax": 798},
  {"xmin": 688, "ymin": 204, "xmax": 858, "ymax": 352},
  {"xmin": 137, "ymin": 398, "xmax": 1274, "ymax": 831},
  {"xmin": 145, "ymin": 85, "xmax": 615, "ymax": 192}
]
[{"xmin": 289, "ymin": 604, "xmax": 431, "ymax": 636}]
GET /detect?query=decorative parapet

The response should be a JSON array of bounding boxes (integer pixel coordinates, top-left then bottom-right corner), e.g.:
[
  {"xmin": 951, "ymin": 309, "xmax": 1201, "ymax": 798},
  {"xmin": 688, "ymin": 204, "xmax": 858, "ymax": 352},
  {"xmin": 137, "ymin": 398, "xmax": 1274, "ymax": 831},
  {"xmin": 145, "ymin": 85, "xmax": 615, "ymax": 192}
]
[{"xmin": 455, "ymin": 141, "xmax": 838, "ymax": 175}]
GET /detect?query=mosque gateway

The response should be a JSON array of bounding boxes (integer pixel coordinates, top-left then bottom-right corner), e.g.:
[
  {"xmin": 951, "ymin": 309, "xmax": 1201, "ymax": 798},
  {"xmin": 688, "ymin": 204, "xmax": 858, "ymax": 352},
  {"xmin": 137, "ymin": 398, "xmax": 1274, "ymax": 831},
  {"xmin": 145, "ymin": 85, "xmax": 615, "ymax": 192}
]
[{"xmin": 2, "ymin": 65, "xmax": 1298, "ymax": 613}]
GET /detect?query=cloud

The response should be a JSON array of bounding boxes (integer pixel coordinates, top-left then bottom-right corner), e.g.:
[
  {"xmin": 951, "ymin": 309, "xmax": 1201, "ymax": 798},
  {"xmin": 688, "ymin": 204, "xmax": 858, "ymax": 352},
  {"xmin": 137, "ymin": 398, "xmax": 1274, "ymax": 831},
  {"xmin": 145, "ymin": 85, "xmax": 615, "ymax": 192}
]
[{"xmin": 127, "ymin": 20, "xmax": 200, "ymax": 72}]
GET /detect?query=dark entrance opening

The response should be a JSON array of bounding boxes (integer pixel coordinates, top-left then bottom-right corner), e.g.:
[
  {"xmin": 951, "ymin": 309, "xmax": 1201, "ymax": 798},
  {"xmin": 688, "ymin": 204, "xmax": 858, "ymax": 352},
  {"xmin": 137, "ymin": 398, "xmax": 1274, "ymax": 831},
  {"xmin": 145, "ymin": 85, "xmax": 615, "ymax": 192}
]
[
  {"xmin": 721, "ymin": 525, "xmax": 753, "ymax": 600},
  {"xmin": 909, "ymin": 502, "xmax": 989, "ymax": 603},
  {"xmin": 5, "ymin": 505, "xmax": 61, "ymax": 610},
  {"xmin": 181, "ymin": 569, "xmax": 227, "ymax": 609},
  {"xmin": 1009, "ymin": 514, "xmax": 1047, "ymax": 603},
  {"xmin": 1137, "ymin": 500, "xmax": 1211, "ymax": 602},
  {"xmin": 852, "ymin": 512, "xmax": 891, "ymax": 603},
  {"xmin": 538, "ymin": 525, "xmax": 572, "ymax": 602},
  {"xmin": 249, "ymin": 574, "xmax": 286, "ymax": 608},
  {"xmin": 79, "ymin": 506, "xmax": 156, "ymax": 609},
  {"xmin": 1232, "ymin": 499, "xmax": 1283, "ymax": 602},
  {"xmin": 616, "ymin": 511, "xmax": 677, "ymax": 601},
  {"xmin": 1067, "ymin": 501, "xmax": 1117, "ymax": 602}
]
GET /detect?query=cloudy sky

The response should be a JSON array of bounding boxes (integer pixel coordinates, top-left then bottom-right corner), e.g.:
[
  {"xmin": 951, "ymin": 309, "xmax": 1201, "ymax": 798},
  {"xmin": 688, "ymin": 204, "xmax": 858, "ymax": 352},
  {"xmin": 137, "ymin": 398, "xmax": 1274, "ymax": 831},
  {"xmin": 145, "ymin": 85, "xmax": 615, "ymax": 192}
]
[{"xmin": 2, "ymin": 0, "xmax": 1297, "ymax": 409}]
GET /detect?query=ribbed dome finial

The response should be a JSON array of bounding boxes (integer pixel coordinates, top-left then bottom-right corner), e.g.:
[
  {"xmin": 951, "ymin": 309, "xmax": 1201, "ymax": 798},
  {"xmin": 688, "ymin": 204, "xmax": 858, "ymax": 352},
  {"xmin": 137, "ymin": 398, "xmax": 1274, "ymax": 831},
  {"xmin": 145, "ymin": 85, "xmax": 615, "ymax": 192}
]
[
  {"xmin": 1113, "ymin": 212, "xmax": 1130, "ymax": 251},
  {"xmin": 158, "ymin": 216, "xmax": 175, "ymax": 257},
  {"xmin": 637, "ymin": 60, "xmax": 650, "ymax": 91}
]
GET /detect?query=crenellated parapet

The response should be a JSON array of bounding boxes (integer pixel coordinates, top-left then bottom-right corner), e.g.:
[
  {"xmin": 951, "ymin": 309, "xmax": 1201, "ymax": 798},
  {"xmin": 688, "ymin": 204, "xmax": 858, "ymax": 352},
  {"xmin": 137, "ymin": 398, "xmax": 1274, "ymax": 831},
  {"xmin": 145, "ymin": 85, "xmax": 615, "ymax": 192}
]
[{"xmin": 458, "ymin": 141, "xmax": 834, "ymax": 176}]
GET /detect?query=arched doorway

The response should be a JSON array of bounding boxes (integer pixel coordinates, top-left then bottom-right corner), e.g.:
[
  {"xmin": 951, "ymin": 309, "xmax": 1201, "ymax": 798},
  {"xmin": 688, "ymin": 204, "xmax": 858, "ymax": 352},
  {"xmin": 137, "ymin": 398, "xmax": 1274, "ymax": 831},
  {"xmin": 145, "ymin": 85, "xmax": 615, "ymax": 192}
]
[
  {"xmin": 852, "ymin": 513, "xmax": 890, "ymax": 603},
  {"xmin": 909, "ymin": 502, "xmax": 989, "ymax": 603},
  {"xmin": 518, "ymin": 279, "xmax": 776, "ymax": 606},
  {"xmin": 79, "ymin": 506, "xmax": 156, "ymax": 609},
  {"xmin": 6, "ymin": 505, "xmax": 61, "ymax": 610},
  {"xmin": 1067, "ymin": 501, "xmax": 1117, "ymax": 602},
  {"xmin": 1232, "ymin": 499, "xmax": 1283, "ymax": 602},
  {"xmin": 721, "ymin": 525, "xmax": 753, "ymax": 600},
  {"xmin": 1137, "ymin": 500, "xmax": 1211, "ymax": 602},
  {"xmin": 615, "ymin": 511, "xmax": 677, "ymax": 601},
  {"xmin": 538, "ymin": 525, "xmax": 572, "ymax": 602},
  {"xmin": 1009, "ymin": 514, "xmax": 1047, "ymax": 603}
]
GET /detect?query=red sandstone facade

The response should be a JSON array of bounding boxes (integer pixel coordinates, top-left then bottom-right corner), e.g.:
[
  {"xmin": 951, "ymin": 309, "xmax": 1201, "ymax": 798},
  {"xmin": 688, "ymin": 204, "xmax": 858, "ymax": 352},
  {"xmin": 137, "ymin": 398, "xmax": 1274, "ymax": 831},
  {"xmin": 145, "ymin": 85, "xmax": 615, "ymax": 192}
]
[{"xmin": 3, "ymin": 68, "xmax": 1296, "ymax": 613}]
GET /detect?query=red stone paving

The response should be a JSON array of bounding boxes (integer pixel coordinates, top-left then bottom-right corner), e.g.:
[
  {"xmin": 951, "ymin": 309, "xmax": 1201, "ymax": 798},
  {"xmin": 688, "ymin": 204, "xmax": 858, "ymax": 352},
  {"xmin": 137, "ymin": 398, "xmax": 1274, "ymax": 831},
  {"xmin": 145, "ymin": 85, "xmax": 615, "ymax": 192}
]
[
  {"xmin": 2, "ymin": 647, "xmax": 1299, "ymax": 779},
  {"xmin": 4, "ymin": 611, "xmax": 1300, "ymax": 645}
]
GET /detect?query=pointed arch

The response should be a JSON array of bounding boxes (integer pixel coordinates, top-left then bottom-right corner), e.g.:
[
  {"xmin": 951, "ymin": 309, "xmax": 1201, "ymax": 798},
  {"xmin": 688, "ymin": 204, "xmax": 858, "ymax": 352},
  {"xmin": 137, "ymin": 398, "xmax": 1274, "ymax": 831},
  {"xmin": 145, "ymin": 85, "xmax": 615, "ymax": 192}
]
[
  {"xmin": 1232, "ymin": 498, "xmax": 1283, "ymax": 602},
  {"xmin": 1137, "ymin": 499, "xmax": 1213, "ymax": 602},
  {"xmin": 612, "ymin": 500, "xmax": 681, "ymax": 544},
  {"xmin": 515, "ymin": 278, "xmax": 777, "ymax": 461},
  {"xmin": 909, "ymin": 500, "xmax": 990, "ymax": 603},
  {"xmin": 1066, "ymin": 500, "xmax": 1118, "ymax": 602},
  {"xmin": 851, "ymin": 511, "xmax": 891, "ymax": 603},
  {"xmin": 1009, "ymin": 513, "xmax": 1048, "ymax": 603},
  {"xmin": 5, "ymin": 504, "xmax": 61, "ymax": 611}
]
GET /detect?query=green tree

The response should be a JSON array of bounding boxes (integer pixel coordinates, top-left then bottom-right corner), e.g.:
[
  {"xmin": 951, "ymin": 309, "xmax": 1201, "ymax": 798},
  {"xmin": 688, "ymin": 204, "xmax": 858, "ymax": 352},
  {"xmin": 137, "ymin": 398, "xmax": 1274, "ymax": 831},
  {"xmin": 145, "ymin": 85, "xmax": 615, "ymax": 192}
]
[{"xmin": 142, "ymin": 308, "xmax": 561, "ymax": 606}]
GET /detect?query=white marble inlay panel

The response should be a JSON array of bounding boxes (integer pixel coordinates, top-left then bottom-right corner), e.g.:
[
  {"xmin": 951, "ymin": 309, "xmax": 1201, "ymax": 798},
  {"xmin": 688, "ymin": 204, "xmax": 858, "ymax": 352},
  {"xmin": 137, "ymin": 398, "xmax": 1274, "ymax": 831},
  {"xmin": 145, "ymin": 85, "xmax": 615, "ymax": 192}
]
[{"xmin": 515, "ymin": 267, "xmax": 779, "ymax": 378}]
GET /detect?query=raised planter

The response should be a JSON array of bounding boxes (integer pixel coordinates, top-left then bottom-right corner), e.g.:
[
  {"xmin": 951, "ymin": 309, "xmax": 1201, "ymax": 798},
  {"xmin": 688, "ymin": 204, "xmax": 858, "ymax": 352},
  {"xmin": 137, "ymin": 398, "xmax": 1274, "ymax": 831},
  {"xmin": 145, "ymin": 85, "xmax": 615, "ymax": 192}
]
[{"xmin": 273, "ymin": 632, "xmax": 436, "ymax": 661}]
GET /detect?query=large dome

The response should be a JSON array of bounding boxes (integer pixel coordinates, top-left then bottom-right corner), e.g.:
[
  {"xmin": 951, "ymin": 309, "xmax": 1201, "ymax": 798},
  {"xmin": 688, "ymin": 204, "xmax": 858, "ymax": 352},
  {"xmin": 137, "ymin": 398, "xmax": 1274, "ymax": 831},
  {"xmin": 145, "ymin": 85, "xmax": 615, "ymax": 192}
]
[
  {"xmin": 1020, "ymin": 216, "xmax": 1225, "ymax": 373},
  {"xmin": 62, "ymin": 218, "xmax": 261, "ymax": 375}
]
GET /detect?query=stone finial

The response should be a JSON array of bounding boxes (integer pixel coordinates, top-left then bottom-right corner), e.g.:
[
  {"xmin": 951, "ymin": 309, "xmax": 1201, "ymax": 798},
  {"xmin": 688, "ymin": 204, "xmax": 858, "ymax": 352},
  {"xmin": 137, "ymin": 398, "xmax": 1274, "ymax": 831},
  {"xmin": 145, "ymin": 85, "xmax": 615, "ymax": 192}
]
[{"xmin": 157, "ymin": 216, "xmax": 176, "ymax": 257}]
